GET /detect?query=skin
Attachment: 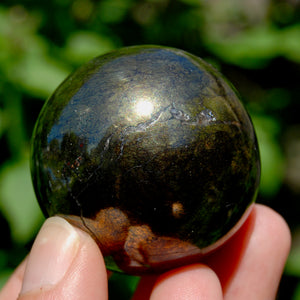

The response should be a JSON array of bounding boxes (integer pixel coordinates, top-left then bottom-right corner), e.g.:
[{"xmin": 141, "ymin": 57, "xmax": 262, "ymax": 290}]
[{"xmin": 0, "ymin": 204, "xmax": 291, "ymax": 300}]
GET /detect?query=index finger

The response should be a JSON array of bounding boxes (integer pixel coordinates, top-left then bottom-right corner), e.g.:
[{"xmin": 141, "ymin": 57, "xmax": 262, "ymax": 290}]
[{"xmin": 204, "ymin": 204, "xmax": 291, "ymax": 299}]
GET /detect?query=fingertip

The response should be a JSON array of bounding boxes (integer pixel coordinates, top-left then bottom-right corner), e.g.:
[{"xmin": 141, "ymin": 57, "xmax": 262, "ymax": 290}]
[
  {"xmin": 255, "ymin": 204, "xmax": 291, "ymax": 257},
  {"xmin": 220, "ymin": 204, "xmax": 291, "ymax": 299},
  {"xmin": 18, "ymin": 217, "xmax": 108, "ymax": 300},
  {"xmin": 150, "ymin": 264, "xmax": 223, "ymax": 300},
  {"xmin": 20, "ymin": 217, "xmax": 81, "ymax": 295}
]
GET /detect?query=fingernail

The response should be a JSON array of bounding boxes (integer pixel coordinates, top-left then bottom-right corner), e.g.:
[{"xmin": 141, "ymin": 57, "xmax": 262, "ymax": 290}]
[{"xmin": 21, "ymin": 217, "xmax": 80, "ymax": 294}]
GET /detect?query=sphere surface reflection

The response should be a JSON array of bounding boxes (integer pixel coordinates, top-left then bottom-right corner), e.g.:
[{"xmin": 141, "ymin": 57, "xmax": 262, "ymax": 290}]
[
  {"xmin": 31, "ymin": 45, "xmax": 260, "ymax": 275},
  {"xmin": 135, "ymin": 100, "xmax": 154, "ymax": 116}
]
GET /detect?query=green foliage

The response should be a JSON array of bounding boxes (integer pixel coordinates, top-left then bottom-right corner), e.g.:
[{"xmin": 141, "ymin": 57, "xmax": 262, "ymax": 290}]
[
  {"xmin": 0, "ymin": 7, "xmax": 70, "ymax": 98},
  {"xmin": 108, "ymin": 273, "xmax": 140, "ymax": 299},
  {"xmin": 63, "ymin": 31, "xmax": 117, "ymax": 65},
  {"xmin": 0, "ymin": 159, "xmax": 44, "ymax": 244},
  {"xmin": 204, "ymin": 24, "xmax": 300, "ymax": 68},
  {"xmin": 0, "ymin": 0, "xmax": 299, "ymax": 298},
  {"xmin": 251, "ymin": 115, "xmax": 285, "ymax": 197}
]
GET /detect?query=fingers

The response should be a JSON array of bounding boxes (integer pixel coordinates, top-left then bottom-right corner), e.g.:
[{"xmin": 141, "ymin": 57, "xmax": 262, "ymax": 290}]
[
  {"xmin": 132, "ymin": 265, "xmax": 222, "ymax": 300},
  {"xmin": 226, "ymin": 204, "xmax": 291, "ymax": 299},
  {"xmin": 8, "ymin": 216, "xmax": 108, "ymax": 300},
  {"xmin": 205, "ymin": 204, "xmax": 291, "ymax": 300},
  {"xmin": 149, "ymin": 264, "xmax": 223, "ymax": 300},
  {"xmin": 134, "ymin": 204, "xmax": 290, "ymax": 300},
  {"xmin": 0, "ymin": 204, "xmax": 290, "ymax": 300}
]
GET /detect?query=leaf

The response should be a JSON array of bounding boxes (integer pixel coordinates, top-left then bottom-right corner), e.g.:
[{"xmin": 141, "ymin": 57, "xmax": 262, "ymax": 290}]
[
  {"xmin": 251, "ymin": 115, "xmax": 285, "ymax": 197},
  {"xmin": 64, "ymin": 31, "xmax": 117, "ymax": 65},
  {"xmin": 0, "ymin": 269, "xmax": 13, "ymax": 291},
  {"xmin": 12, "ymin": 54, "xmax": 70, "ymax": 98},
  {"xmin": 98, "ymin": 0, "xmax": 133, "ymax": 24},
  {"xmin": 108, "ymin": 273, "xmax": 140, "ymax": 299},
  {"xmin": 292, "ymin": 282, "xmax": 300, "ymax": 300},
  {"xmin": 0, "ymin": 158, "xmax": 44, "ymax": 244},
  {"xmin": 204, "ymin": 25, "xmax": 300, "ymax": 68},
  {"xmin": 280, "ymin": 25, "xmax": 300, "ymax": 62},
  {"xmin": 0, "ymin": 6, "xmax": 71, "ymax": 98},
  {"xmin": 285, "ymin": 228, "xmax": 300, "ymax": 278}
]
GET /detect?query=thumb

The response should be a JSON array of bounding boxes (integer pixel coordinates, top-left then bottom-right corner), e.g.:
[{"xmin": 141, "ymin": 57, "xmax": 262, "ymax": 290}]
[{"xmin": 18, "ymin": 216, "xmax": 108, "ymax": 300}]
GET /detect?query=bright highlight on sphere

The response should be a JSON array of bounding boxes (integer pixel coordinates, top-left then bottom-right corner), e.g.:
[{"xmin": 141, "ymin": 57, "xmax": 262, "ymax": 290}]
[{"xmin": 135, "ymin": 100, "xmax": 154, "ymax": 117}]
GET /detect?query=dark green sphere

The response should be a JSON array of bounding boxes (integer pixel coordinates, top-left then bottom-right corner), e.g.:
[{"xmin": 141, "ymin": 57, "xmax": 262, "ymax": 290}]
[{"xmin": 31, "ymin": 45, "xmax": 260, "ymax": 275}]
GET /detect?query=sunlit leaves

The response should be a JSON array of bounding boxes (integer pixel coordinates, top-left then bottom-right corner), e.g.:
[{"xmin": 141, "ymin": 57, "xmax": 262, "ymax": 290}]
[
  {"xmin": 0, "ymin": 158, "xmax": 44, "ymax": 244},
  {"xmin": 251, "ymin": 115, "xmax": 285, "ymax": 197},
  {"xmin": 0, "ymin": 6, "xmax": 70, "ymax": 98},
  {"xmin": 204, "ymin": 25, "xmax": 300, "ymax": 68},
  {"xmin": 64, "ymin": 31, "xmax": 117, "ymax": 65}
]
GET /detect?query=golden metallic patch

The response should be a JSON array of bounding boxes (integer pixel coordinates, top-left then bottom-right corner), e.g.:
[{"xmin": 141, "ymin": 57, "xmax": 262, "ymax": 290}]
[{"xmin": 172, "ymin": 202, "xmax": 185, "ymax": 218}]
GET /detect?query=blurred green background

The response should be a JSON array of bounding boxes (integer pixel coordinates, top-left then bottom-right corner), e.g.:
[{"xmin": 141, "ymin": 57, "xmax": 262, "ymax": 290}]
[{"xmin": 0, "ymin": 0, "xmax": 299, "ymax": 298}]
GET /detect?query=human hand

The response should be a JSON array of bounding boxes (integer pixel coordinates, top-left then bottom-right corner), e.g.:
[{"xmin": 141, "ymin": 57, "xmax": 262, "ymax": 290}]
[{"xmin": 0, "ymin": 204, "xmax": 291, "ymax": 300}]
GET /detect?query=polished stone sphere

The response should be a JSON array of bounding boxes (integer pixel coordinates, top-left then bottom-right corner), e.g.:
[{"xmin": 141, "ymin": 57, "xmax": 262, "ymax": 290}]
[{"xmin": 31, "ymin": 45, "xmax": 260, "ymax": 275}]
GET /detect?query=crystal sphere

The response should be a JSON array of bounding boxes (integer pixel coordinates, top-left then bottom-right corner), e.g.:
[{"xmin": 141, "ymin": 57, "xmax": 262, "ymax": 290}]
[{"xmin": 31, "ymin": 45, "xmax": 260, "ymax": 275}]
